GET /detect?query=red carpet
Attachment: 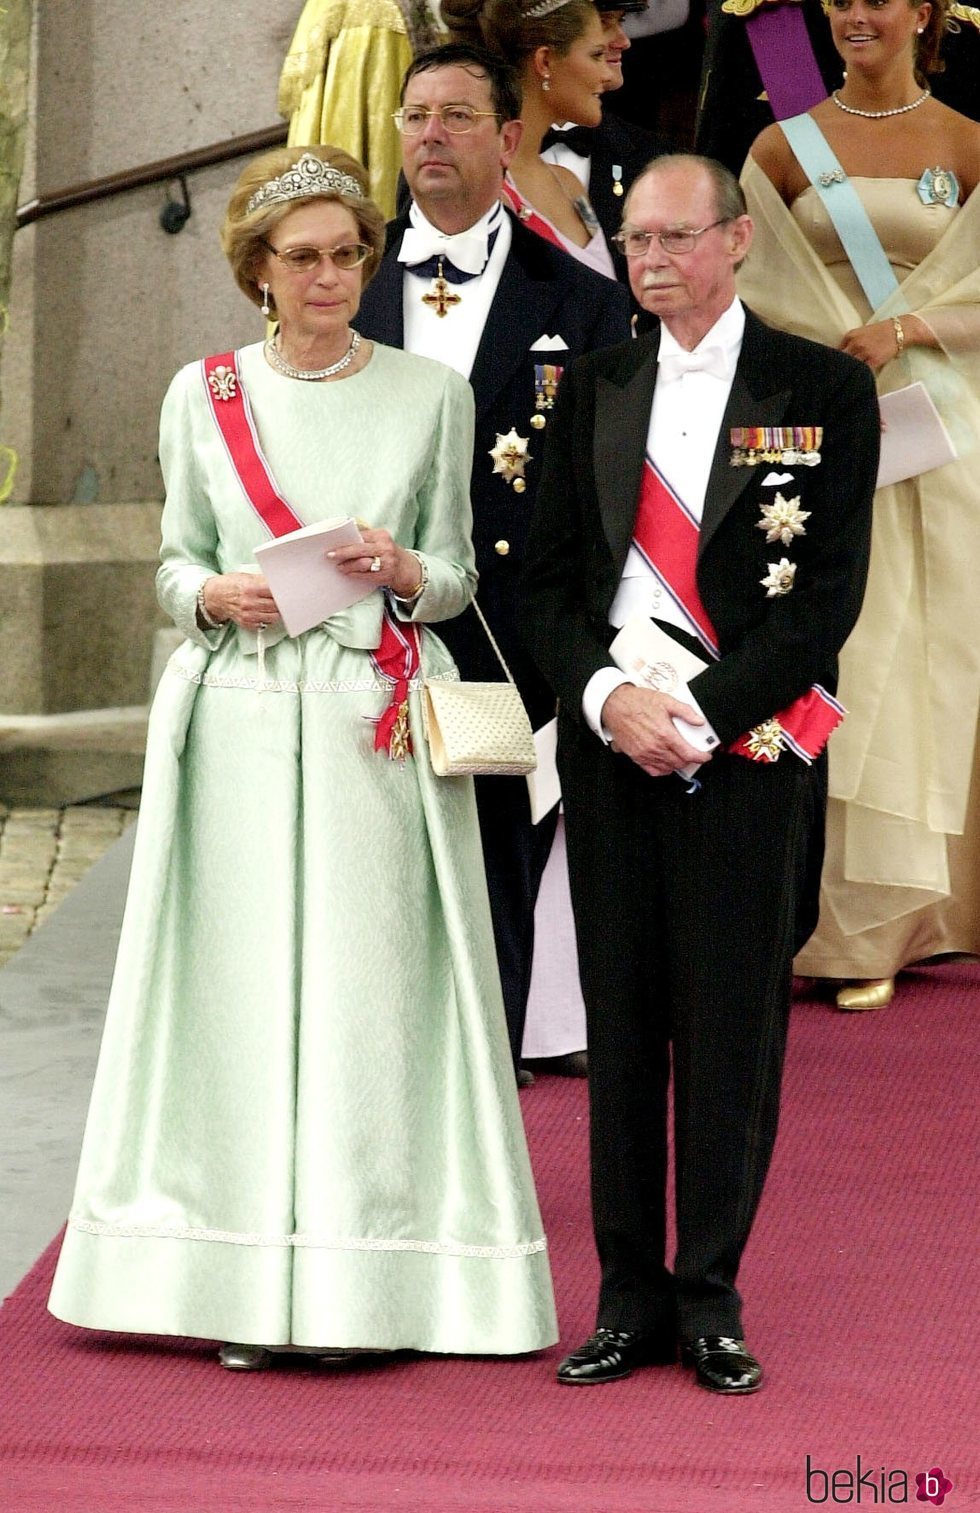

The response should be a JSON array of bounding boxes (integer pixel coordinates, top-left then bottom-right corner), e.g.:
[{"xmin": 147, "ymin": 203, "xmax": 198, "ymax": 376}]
[{"xmin": 1, "ymin": 964, "xmax": 977, "ymax": 1512}]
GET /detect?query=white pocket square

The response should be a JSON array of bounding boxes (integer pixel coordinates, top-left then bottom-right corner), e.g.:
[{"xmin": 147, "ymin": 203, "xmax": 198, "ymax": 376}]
[
  {"xmin": 762, "ymin": 471, "xmax": 794, "ymax": 486},
  {"xmin": 529, "ymin": 334, "xmax": 569, "ymax": 352}
]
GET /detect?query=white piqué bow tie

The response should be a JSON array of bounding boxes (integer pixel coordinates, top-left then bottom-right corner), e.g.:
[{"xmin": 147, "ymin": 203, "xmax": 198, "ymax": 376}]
[
  {"xmin": 398, "ymin": 223, "xmax": 493, "ymax": 277},
  {"xmin": 658, "ymin": 344, "xmax": 730, "ymax": 381}
]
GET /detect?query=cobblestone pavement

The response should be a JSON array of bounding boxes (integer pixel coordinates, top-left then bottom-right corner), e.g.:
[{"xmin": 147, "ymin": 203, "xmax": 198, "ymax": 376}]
[{"xmin": 0, "ymin": 803, "xmax": 137, "ymax": 969}]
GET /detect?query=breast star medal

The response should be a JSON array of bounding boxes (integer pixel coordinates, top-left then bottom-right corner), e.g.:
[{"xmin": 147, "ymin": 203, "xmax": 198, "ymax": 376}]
[
  {"xmin": 489, "ymin": 429, "xmax": 531, "ymax": 487},
  {"xmin": 756, "ymin": 492, "xmax": 810, "ymax": 547},
  {"xmin": 421, "ymin": 258, "xmax": 461, "ymax": 319},
  {"xmin": 761, "ymin": 558, "xmax": 797, "ymax": 598}
]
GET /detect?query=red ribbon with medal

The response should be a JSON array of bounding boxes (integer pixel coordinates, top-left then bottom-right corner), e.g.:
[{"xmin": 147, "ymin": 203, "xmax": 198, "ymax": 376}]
[{"xmin": 633, "ymin": 458, "xmax": 844, "ymax": 763}]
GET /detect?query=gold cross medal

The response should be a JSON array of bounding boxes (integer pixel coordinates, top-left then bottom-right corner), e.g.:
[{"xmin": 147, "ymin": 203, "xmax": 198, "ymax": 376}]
[
  {"xmin": 744, "ymin": 718, "xmax": 785, "ymax": 763},
  {"xmin": 421, "ymin": 259, "xmax": 461, "ymax": 319},
  {"xmin": 490, "ymin": 428, "xmax": 531, "ymax": 492}
]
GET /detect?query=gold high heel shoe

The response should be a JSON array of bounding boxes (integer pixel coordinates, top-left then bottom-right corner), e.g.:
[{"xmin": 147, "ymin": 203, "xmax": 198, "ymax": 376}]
[{"xmin": 836, "ymin": 977, "xmax": 895, "ymax": 1011}]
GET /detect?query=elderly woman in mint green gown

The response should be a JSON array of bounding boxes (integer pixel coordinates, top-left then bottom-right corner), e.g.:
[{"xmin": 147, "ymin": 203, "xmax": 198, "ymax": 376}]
[{"xmin": 48, "ymin": 145, "xmax": 557, "ymax": 1369}]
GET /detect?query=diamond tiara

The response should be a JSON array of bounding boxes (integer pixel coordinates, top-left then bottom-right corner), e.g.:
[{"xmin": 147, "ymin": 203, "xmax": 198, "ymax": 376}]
[
  {"xmin": 245, "ymin": 153, "xmax": 365, "ymax": 216},
  {"xmin": 522, "ymin": 0, "xmax": 575, "ymax": 16}
]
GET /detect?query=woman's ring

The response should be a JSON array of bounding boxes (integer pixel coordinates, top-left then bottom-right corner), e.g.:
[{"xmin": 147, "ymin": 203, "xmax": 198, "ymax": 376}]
[
  {"xmin": 370, "ymin": 556, "xmax": 382, "ymax": 573},
  {"xmin": 257, "ymin": 621, "xmax": 268, "ymax": 631}
]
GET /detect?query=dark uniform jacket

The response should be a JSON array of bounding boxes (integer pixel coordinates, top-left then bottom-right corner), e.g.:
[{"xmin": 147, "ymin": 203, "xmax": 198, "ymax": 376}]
[{"xmin": 356, "ymin": 209, "xmax": 631, "ymax": 728}]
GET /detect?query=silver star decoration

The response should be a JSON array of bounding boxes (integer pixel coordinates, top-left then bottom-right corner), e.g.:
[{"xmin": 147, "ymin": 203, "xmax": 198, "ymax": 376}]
[
  {"xmin": 757, "ymin": 492, "xmax": 810, "ymax": 547},
  {"xmin": 761, "ymin": 558, "xmax": 797, "ymax": 598},
  {"xmin": 489, "ymin": 429, "xmax": 531, "ymax": 483}
]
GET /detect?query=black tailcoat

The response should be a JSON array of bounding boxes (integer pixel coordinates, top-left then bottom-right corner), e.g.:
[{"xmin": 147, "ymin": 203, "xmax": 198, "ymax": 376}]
[{"xmin": 520, "ymin": 310, "xmax": 880, "ymax": 1335}]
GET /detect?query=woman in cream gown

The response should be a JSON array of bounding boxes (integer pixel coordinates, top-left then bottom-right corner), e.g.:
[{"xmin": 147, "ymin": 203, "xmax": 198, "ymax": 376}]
[{"xmin": 740, "ymin": 0, "xmax": 980, "ymax": 1008}]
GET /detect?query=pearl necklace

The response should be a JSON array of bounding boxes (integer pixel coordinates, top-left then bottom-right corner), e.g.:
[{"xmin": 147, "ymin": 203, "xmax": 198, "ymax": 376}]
[
  {"xmin": 264, "ymin": 329, "xmax": 361, "ymax": 381},
  {"xmin": 831, "ymin": 87, "xmax": 931, "ymax": 119}
]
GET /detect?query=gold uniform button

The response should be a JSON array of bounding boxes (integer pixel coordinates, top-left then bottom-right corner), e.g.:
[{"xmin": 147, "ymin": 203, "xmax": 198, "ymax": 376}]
[
  {"xmin": 530, "ymin": 413, "xmax": 546, "ymax": 430},
  {"xmin": 512, "ymin": 477, "xmax": 526, "ymax": 494},
  {"xmin": 495, "ymin": 540, "xmax": 510, "ymax": 556}
]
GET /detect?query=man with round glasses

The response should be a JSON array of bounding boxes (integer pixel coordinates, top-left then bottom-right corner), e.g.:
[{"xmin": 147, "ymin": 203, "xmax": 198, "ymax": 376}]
[
  {"xmin": 522, "ymin": 153, "xmax": 880, "ymax": 1393},
  {"xmin": 357, "ymin": 43, "xmax": 630, "ymax": 1086}
]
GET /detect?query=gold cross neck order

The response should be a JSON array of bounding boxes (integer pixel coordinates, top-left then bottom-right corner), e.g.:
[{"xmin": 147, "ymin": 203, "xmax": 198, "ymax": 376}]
[{"xmin": 421, "ymin": 259, "xmax": 462, "ymax": 319}]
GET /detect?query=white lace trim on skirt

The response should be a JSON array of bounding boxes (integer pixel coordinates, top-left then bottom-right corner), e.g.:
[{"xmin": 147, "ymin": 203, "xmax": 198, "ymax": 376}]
[
  {"xmin": 167, "ymin": 660, "xmax": 459, "ymax": 696},
  {"xmin": 69, "ymin": 1215, "xmax": 547, "ymax": 1259}
]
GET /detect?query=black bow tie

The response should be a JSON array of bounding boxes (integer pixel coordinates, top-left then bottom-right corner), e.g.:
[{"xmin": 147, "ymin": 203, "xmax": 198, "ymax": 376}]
[{"xmin": 541, "ymin": 125, "xmax": 596, "ymax": 158}]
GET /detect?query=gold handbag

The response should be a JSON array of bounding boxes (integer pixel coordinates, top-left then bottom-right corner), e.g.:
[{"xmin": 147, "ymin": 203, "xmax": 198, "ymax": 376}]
[{"xmin": 422, "ymin": 599, "xmax": 537, "ymax": 777}]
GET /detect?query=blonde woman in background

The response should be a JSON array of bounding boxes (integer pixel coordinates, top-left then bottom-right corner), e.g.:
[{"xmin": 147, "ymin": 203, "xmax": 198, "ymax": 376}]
[{"xmin": 741, "ymin": 0, "xmax": 980, "ymax": 1008}]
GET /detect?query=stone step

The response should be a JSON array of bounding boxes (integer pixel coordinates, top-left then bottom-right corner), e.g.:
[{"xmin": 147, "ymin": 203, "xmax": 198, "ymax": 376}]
[{"xmin": 0, "ymin": 707, "xmax": 148, "ymax": 807}]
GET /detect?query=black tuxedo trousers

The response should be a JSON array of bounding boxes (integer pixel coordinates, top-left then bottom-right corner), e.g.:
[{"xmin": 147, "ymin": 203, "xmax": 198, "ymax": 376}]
[{"xmin": 559, "ymin": 720, "xmax": 826, "ymax": 1340}]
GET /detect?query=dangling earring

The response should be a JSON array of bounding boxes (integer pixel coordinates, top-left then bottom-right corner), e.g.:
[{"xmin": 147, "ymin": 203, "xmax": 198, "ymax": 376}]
[
  {"xmin": 261, "ymin": 283, "xmax": 271, "ymax": 318},
  {"xmin": 542, "ymin": 74, "xmax": 551, "ymax": 92}
]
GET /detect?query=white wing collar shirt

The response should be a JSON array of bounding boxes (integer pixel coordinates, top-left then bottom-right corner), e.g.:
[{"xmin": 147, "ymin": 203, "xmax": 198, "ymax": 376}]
[
  {"xmin": 400, "ymin": 199, "xmax": 511, "ymax": 378},
  {"xmin": 583, "ymin": 296, "xmax": 746, "ymax": 739}
]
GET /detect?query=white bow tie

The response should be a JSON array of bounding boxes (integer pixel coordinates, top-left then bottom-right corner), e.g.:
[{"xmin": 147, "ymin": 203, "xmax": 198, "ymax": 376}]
[
  {"xmin": 398, "ymin": 223, "xmax": 491, "ymax": 276},
  {"xmin": 658, "ymin": 345, "xmax": 730, "ymax": 381}
]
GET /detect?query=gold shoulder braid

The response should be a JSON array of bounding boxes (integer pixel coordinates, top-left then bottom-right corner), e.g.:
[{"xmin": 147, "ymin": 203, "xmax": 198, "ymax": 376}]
[
  {"xmin": 721, "ymin": 0, "xmax": 803, "ymax": 17},
  {"xmin": 949, "ymin": 3, "xmax": 980, "ymax": 31}
]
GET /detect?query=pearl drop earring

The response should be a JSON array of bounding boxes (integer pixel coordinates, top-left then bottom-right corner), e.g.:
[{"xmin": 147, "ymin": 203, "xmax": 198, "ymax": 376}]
[
  {"xmin": 542, "ymin": 75, "xmax": 551, "ymax": 92},
  {"xmin": 261, "ymin": 283, "xmax": 271, "ymax": 318}
]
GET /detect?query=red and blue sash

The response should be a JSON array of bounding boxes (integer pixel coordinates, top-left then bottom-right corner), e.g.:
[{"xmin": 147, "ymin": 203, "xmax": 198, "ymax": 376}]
[
  {"xmin": 201, "ymin": 351, "xmax": 419, "ymax": 758},
  {"xmin": 633, "ymin": 457, "xmax": 844, "ymax": 764}
]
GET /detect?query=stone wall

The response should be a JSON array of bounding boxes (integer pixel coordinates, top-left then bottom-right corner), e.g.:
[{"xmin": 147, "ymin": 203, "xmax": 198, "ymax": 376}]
[
  {"xmin": 0, "ymin": 3, "xmax": 304, "ymax": 749},
  {"xmin": 3, "ymin": 0, "xmax": 302, "ymax": 506}
]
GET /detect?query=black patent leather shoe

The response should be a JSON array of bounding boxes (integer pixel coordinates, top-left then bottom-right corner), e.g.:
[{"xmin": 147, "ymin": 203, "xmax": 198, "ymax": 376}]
[
  {"xmin": 681, "ymin": 1336, "xmax": 762, "ymax": 1394},
  {"xmin": 557, "ymin": 1327, "xmax": 676, "ymax": 1385}
]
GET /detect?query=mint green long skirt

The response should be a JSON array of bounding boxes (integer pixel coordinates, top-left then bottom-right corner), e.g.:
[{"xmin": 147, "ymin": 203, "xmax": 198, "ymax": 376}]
[{"xmin": 49, "ymin": 629, "xmax": 557, "ymax": 1354}]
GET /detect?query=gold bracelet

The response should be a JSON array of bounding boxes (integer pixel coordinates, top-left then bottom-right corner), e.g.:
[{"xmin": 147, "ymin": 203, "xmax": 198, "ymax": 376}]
[
  {"xmin": 395, "ymin": 551, "xmax": 427, "ymax": 603},
  {"xmin": 892, "ymin": 316, "xmax": 905, "ymax": 357}
]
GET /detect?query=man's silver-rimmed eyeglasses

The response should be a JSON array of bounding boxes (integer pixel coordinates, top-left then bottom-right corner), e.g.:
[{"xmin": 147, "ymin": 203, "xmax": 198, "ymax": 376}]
[
  {"xmin": 613, "ymin": 219, "xmax": 732, "ymax": 258},
  {"xmin": 392, "ymin": 104, "xmax": 501, "ymax": 135},
  {"xmin": 260, "ymin": 240, "xmax": 372, "ymax": 272}
]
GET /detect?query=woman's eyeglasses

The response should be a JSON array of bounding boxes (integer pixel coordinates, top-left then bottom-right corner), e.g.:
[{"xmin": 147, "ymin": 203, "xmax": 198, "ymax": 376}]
[{"xmin": 261, "ymin": 241, "xmax": 372, "ymax": 272}]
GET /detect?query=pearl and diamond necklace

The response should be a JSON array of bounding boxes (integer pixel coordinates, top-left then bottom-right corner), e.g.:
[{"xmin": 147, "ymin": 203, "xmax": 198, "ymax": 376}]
[
  {"xmin": 831, "ymin": 87, "xmax": 931, "ymax": 119},
  {"xmin": 264, "ymin": 329, "xmax": 361, "ymax": 381}
]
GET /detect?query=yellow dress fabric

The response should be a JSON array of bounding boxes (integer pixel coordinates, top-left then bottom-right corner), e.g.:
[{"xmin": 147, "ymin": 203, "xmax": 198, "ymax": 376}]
[
  {"xmin": 279, "ymin": 0, "xmax": 414, "ymax": 220},
  {"xmin": 739, "ymin": 157, "xmax": 980, "ymax": 977}
]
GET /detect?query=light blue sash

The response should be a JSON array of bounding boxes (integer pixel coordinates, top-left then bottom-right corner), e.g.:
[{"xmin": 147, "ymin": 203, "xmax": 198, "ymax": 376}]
[{"xmin": 779, "ymin": 113, "xmax": 908, "ymax": 315}]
